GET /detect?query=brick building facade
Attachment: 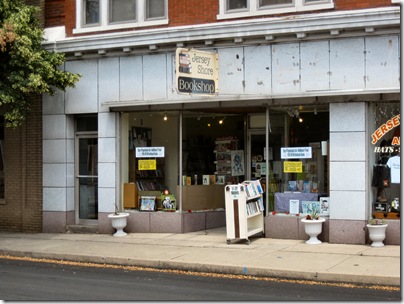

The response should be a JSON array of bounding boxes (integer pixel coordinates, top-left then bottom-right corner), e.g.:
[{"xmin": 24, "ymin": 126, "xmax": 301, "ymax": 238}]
[{"xmin": 2, "ymin": 1, "xmax": 400, "ymax": 244}]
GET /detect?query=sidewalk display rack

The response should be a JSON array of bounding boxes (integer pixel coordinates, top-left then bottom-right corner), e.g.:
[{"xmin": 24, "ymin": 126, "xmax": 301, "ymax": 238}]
[{"xmin": 225, "ymin": 180, "xmax": 264, "ymax": 244}]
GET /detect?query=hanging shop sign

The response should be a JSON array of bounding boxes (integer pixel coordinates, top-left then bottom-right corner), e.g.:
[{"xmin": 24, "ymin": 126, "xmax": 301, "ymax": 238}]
[
  {"xmin": 136, "ymin": 147, "xmax": 165, "ymax": 158},
  {"xmin": 281, "ymin": 147, "xmax": 312, "ymax": 159},
  {"xmin": 284, "ymin": 161, "xmax": 303, "ymax": 173},
  {"xmin": 176, "ymin": 48, "xmax": 218, "ymax": 95},
  {"xmin": 371, "ymin": 114, "xmax": 400, "ymax": 153}
]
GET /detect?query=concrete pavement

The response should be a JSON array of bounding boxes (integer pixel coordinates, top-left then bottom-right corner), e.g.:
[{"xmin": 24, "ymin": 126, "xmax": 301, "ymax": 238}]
[{"xmin": 0, "ymin": 227, "xmax": 400, "ymax": 287}]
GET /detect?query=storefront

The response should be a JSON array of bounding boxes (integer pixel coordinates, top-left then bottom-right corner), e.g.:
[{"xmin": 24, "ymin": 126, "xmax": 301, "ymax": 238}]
[
  {"xmin": 42, "ymin": 10, "xmax": 400, "ymax": 244},
  {"xmin": 116, "ymin": 107, "xmax": 329, "ymax": 232}
]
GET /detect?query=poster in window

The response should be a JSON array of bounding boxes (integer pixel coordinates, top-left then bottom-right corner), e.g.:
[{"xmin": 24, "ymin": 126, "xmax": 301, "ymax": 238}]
[
  {"xmin": 140, "ymin": 196, "xmax": 156, "ymax": 211},
  {"xmin": 231, "ymin": 150, "xmax": 245, "ymax": 176},
  {"xmin": 289, "ymin": 199, "xmax": 299, "ymax": 214},
  {"xmin": 320, "ymin": 197, "xmax": 330, "ymax": 215},
  {"xmin": 302, "ymin": 201, "xmax": 321, "ymax": 215},
  {"xmin": 132, "ymin": 127, "xmax": 152, "ymax": 149}
]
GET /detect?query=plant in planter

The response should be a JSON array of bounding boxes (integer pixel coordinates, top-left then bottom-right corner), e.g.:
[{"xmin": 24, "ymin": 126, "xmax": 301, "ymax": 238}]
[
  {"xmin": 108, "ymin": 203, "xmax": 130, "ymax": 237},
  {"xmin": 367, "ymin": 218, "xmax": 388, "ymax": 247},
  {"xmin": 301, "ymin": 210, "xmax": 325, "ymax": 244}
]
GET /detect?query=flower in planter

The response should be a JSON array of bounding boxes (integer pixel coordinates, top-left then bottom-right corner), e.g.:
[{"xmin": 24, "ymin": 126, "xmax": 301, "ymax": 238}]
[
  {"xmin": 368, "ymin": 218, "xmax": 386, "ymax": 225},
  {"xmin": 305, "ymin": 210, "xmax": 320, "ymax": 220}
]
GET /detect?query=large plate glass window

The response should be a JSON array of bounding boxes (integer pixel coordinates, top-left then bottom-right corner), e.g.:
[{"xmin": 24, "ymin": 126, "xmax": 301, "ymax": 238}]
[{"xmin": 109, "ymin": 0, "xmax": 136, "ymax": 23}]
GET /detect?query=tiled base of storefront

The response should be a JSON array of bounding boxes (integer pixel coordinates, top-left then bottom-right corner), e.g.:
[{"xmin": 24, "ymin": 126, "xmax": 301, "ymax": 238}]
[
  {"xmin": 264, "ymin": 215, "xmax": 400, "ymax": 245},
  {"xmin": 98, "ymin": 210, "xmax": 226, "ymax": 234},
  {"xmin": 43, "ymin": 211, "xmax": 399, "ymax": 245}
]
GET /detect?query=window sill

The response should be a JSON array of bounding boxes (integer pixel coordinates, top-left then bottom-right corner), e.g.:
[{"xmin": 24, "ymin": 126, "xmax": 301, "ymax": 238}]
[
  {"xmin": 73, "ymin": 19, "xmax": 169, "ymax": 35},
  {"xmin": 217, "ymin": 2, "xmax": 334, "ymax": 20}
]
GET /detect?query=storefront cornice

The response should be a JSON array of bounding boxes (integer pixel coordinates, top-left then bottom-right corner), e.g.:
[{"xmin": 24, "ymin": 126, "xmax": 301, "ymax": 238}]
[
  {"xmin": 43, "ymin": 7, "xmax": 400, "ymax": 56},
  {"xmin": 103, "ymin": 89, "xmax": 400, "ymax": 112}
]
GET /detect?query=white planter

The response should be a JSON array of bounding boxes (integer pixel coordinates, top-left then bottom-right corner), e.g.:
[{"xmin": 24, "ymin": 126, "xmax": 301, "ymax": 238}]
[
  {"xmin": 367, "ymin": 224, "xmax": 388, "ymax": 247},
  {"xmin": 301, "ymin": 218, "xmax": 325, "ymax": 244},
  {"xmin": 108, "ymin": 212, "xmax": 130, "ymax": 236}
]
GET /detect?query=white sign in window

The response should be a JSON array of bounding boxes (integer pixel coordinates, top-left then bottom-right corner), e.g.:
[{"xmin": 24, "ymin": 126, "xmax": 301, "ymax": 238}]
[
  {"xmin": 136, "ymin": 147, "xmax": 165, "ymax": 158},
  {"xmin": 281, "ymin": 147, "xmax": 312, "ymax": 159}
]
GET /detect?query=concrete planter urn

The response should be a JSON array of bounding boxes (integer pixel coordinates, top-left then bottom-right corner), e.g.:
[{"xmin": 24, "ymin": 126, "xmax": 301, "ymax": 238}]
[
  {"xmin": 301, "ymin": 218, "xmax": 325, "ymax": 244},
  {"xmin": 108, "ymin": 212, "xmax": 130, "ymax": 236},
  {"xmin": 367, "ymin": 221, "xmax": 388, "ymax": 247}
]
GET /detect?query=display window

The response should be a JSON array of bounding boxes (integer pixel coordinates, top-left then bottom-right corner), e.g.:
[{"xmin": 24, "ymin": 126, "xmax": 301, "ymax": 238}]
[
  {"xmin": 370, "ymin": 103, "xmax": 400, "ymax": 218},
  {"xmin": 121, "ymin": 107, "xmax": 330, "ymax": 215},
  {"xmin": 258, "ymin": 109, "xmax": 330, "ymax": 216}
]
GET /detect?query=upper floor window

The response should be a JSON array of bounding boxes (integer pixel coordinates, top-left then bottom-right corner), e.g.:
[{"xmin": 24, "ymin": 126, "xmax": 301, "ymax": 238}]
[
  {"xmin": 218, "ymin": 0, "xmax": 334, "ymax": 19},
  {"xmin": 75, "ymin": 0, "xmax": 168, "ymax": 34}
]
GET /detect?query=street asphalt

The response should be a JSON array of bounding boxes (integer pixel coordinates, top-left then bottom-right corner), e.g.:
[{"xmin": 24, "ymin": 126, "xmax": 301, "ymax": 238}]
[{"xmin": 0, "ymin": 227, "xmax": 400, "ymax": 287}]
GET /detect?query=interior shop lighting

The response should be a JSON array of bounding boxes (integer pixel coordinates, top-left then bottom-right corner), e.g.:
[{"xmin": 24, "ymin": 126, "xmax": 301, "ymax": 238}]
[
  {"xmin": 163, "ymin": 113, "xmax": 168, "ymax": 121},
  {"xmin": 219, "ymin": 116, "xmax": 226, "ymax": 124}
]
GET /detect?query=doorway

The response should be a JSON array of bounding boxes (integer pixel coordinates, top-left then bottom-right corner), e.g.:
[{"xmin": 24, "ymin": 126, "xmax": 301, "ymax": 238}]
[{"xmin": 75, "ymin": 133, "xmax": 98, "ymax": 225}]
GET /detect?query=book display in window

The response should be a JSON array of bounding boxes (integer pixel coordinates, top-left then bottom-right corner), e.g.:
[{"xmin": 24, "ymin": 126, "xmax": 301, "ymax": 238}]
[
  {"xmin": 134, "ymin": 157, "xmax": 165, "ymax": 191},
  {"xmin": 139, "ymin": 196, "xmax": 156, "ymax": 211},
  {"xmin": 214, "ymin": 137, "xmax": 243, "ymax": 185},
  {"xmin": 225, "ymin": 180, "xmax": 264, "ymax": 245}
]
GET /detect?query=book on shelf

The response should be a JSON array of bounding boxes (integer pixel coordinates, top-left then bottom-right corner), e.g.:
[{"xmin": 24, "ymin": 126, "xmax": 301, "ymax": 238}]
[
  {"xmin": 246, "ymin": 200, "xmax": 262, "ymax": 216},
  {"xmin": 303, "ymin": 180, "xmax": 311, "ymax": 193},
  {"xmin": 202, "ymin": 175, "xmax": 210, "ymax": 185},
  {"xmin": 287, "ymin": 180, "xmax": 297, "ymax": 191},
  {"xmin": 242, "ymin": 180, "xmax": 263, "ymax": 198}
]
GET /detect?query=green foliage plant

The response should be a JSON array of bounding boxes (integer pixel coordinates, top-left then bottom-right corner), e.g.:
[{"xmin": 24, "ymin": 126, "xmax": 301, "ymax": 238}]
[{"xmin": 0, "ymin": 0, "xmax": 80, "ymax": 127}]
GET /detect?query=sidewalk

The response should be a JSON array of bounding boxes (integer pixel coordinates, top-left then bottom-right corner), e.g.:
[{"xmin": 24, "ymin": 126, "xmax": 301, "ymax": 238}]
[{"xmin": 0, "ymin": 227, "xmax": 400, "ymax": 287}]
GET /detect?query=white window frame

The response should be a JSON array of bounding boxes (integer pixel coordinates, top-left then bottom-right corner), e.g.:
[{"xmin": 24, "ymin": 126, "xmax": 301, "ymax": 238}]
[
  {"xmin": 218, "ymin": 0, "xmax": 334, "ymax": 20},
  {"xmin": 74, "ymin": 0, "xmax": 168, "ymax": 34}
]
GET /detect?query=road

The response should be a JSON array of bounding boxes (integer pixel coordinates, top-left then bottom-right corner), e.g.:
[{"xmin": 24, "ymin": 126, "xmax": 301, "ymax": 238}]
[{"xmin": 0, "ymin": 257, "xmax": 400, "ymax": 301}]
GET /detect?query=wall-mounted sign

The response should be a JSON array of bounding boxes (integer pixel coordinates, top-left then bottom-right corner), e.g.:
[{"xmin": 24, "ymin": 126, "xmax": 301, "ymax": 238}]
[
  {"xmin": 136, "ymin": 147, "xmax": 165, "ymax": 158},
  {"xmin": 284, "ymin": 161, "xmax": 303, "ymax": 173},
  {"xmin": 371, "ymin": 114, "xmax": 400, "ymax": 145},
  {"xmin": 138, "ymin": 159, "xmax": 156, "ymax": 170},
  {"xmin": 281, "ymin": 147, "xmax": 312, "ymax": 159},
  {"xmin": 176, "ymin": 48, "xmax": 218, "ymax": 95}
]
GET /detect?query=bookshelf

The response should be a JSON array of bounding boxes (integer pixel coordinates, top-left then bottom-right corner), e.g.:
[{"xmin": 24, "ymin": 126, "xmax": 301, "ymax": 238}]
[
  {"xmin": 134, "ymin": 157, "xmax": 165, "ymax": 192},
  {"xmin": 224, "ymin": 180, "xmax": 264, "ymax": 244},
  {"xmin": 214, "ymin": 137, "xmax": 240, "ymax": 185}
]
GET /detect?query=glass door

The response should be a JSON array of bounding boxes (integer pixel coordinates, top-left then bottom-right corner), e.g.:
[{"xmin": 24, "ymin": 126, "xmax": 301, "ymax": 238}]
[
  {"xmin": 76, "ymin": 134, "xmax": 98, "ymax": 224},
  {"xmin": 247, "ymin": 130, "xmax": 267, "ymax": 214}
]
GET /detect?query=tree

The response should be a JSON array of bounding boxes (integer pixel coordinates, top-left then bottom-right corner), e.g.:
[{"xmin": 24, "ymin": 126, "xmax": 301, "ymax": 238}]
[{"xmin": 0, "ymin": 0, "xmax": 80, "ymax": 127}]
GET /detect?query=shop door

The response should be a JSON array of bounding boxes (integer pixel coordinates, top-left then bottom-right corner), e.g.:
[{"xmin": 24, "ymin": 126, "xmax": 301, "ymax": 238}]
[
  {"xmin": 75, "ymin": 134, "xmax": 98, "ymax": 224},
  {"xmin": 247, "ymin": 130, "xmax": 266, "ymax": 180}
]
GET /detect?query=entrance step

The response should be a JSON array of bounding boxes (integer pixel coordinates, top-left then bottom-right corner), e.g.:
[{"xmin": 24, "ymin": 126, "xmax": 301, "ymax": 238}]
[{"xmin": 66, "ymin": 225, "xmax": 98, "ymax": 234}]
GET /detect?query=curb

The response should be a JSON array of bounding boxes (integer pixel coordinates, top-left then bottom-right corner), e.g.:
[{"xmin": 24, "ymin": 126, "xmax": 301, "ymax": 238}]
[{"xmin": 0, "ymin": 249, "xmax": 400, "ymax": 287}]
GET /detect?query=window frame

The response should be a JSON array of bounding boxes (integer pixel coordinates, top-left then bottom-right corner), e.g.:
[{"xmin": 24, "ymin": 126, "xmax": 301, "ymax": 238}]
[
  {"xmin": 218, "ymin": 0, "xmax": 334, "ymax": 20},
  {"xmin": 74, "ymin": 0, "xmax": 168, "ymax": 34}
]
